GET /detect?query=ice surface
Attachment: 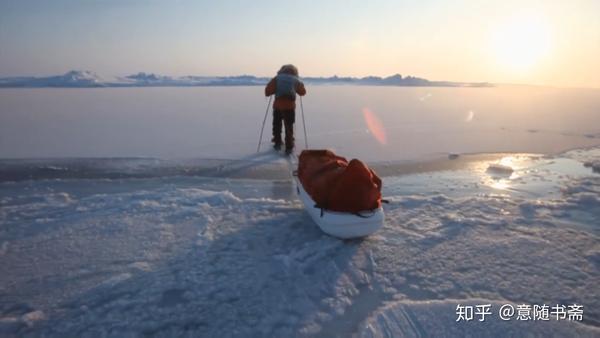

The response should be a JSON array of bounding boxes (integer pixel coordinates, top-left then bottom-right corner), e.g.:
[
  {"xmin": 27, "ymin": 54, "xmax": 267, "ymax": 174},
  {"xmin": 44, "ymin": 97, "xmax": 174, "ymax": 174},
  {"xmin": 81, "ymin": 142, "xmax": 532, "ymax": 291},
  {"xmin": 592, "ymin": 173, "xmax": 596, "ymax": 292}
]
[
  {"xmin": 0, "ymin": 151, "xmax": 292, "ymax": 182},
  {"xmin": 1, "ymin": 82, "xmax": 599, "ymax": 336},
  {"xmin": 1, "ymin": 147, "xmax": 599, "ymax": 336},
  {"xmin": 487, "ymin": 163, "xmax": 514, "ymax": 174},
  {"xmin": 1, "ymin": 86, "xmax": 599, "ymax": 160}
]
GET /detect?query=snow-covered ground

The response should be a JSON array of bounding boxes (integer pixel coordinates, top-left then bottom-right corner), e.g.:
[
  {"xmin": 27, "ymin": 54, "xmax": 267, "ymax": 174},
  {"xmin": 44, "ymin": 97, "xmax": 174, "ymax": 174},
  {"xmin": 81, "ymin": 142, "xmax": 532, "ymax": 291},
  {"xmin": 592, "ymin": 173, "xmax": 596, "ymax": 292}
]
[
  {"xmin": 1, "ymin": 146, "xmax": 599, "ymax": 337},
  {"xmin": 1, "ymin": 85, "xmax": 599, "ymax": 336}
]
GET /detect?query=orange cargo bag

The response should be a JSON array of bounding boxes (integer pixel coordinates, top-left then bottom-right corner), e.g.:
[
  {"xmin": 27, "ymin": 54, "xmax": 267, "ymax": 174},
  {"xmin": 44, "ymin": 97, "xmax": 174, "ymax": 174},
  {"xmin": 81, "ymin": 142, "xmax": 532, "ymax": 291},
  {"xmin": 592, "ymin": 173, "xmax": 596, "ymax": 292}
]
[
  {"xmin": 327, "ymin": 159, "xmax": 382, "ymax": 213},
  {"xmin": 298, "ymin": 150, "xmax": 348, "ymax": 206},
  {"xmin": 298, "ymin": 150, "xmax": 382, "ymax": 213}
]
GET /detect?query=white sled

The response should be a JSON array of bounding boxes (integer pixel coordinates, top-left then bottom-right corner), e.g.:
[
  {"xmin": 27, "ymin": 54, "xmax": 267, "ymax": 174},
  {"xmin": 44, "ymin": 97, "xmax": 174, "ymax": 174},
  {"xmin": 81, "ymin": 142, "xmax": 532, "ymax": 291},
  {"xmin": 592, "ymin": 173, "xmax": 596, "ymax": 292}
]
[{"xmin": 294, "ymin": 177, "xmax": 384, "ymax": 239}]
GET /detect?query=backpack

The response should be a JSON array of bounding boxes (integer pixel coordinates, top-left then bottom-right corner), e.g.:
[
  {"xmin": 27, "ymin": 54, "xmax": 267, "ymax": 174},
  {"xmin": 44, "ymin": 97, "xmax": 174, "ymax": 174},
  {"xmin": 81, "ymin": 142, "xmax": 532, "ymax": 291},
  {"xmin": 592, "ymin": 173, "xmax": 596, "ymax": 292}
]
[{"xmin": 275, "ymin": 73, "xmax": 298, "ymax": 100}]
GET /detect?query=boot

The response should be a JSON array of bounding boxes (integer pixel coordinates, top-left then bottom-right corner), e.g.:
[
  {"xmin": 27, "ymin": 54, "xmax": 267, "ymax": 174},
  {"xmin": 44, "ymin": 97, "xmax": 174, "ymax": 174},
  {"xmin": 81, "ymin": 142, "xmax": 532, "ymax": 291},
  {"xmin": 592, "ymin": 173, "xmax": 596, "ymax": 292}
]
[{"xmin": 271, "ymin": 136, "xmax": 282, "ymax": 151}]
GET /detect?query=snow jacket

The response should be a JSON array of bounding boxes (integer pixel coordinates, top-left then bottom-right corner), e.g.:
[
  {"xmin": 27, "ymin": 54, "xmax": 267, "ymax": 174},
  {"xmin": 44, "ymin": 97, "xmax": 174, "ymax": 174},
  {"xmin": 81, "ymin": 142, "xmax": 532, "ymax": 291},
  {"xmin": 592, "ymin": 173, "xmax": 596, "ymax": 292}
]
[{"xmin": 265, "ymin": 73, "xmax": 306, "ymax": 110}]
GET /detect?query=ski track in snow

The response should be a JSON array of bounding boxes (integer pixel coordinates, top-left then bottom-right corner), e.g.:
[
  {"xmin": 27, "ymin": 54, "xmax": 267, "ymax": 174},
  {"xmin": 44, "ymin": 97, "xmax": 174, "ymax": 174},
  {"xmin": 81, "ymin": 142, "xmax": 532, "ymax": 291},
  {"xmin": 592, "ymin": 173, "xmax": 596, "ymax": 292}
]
[{"xmin": 0, "ymin": 148, "xmax": 599, "ymax": 337}]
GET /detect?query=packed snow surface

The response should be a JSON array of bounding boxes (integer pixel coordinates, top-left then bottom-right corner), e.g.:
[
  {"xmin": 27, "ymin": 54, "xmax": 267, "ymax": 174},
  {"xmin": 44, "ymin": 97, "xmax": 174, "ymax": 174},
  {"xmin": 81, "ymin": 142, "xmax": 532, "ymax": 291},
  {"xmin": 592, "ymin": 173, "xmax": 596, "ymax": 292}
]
[{"xmin": 1, "ymin": 147, "xmax": 599, "ymax": 337}]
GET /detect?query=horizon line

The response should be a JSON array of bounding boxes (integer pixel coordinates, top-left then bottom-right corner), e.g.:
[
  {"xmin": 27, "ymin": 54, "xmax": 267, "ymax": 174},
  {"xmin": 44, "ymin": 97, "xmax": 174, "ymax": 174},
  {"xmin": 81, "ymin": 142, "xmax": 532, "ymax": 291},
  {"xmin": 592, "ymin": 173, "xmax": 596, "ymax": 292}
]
[{"xmin": 0, "ymin": 70, "xmax": 599, "ymax": 90}]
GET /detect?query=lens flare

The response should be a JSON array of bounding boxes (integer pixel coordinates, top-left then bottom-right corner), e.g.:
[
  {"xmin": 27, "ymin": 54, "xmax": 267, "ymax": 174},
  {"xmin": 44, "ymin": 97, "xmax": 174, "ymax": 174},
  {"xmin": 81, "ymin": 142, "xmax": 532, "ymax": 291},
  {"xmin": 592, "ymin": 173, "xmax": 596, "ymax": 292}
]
[
  {"xmin": 419, "ymin": 93, "xmax": 432, "ymax": 102},
  {"xmin": 362, "ymin": 108, "xmax": 387, "ymax": 145},
  {"xmin": 466, "ymin": 110, "xmax": 474, "ymax": 122}
]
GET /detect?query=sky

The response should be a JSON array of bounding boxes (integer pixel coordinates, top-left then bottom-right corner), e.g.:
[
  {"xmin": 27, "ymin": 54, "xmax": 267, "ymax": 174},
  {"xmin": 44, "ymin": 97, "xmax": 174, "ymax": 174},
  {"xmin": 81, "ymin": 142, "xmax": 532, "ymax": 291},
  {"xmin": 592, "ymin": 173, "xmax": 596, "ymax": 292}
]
[{"xmin": 1, "ymin": 0, "xmax": 599, "ymax": 88}]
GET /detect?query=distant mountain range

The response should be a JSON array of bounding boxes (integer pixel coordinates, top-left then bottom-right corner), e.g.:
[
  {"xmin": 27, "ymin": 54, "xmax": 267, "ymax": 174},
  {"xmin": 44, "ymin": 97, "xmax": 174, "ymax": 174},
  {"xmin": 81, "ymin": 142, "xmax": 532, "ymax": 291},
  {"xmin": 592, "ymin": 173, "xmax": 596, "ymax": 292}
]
[{"xmin": 0, "ymin": 70, "xmax": 492, "ymax": 88}]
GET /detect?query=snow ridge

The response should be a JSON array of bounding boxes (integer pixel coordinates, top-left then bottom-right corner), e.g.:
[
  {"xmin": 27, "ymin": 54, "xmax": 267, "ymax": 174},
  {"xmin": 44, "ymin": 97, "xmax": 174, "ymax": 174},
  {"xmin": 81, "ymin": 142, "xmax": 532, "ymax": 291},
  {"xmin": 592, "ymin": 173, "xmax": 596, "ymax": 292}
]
[{"xmin": 0, "ymin": 70, "xmax": 492, "ymax": 88}]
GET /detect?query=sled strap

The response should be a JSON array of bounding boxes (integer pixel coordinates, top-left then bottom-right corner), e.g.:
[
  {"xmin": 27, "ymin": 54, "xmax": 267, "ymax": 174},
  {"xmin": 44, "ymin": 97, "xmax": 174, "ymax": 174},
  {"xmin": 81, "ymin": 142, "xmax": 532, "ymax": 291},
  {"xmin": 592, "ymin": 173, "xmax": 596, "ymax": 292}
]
[{"xmin": 314, "ymin": 204, "xmax": 326, "ymax": 218}]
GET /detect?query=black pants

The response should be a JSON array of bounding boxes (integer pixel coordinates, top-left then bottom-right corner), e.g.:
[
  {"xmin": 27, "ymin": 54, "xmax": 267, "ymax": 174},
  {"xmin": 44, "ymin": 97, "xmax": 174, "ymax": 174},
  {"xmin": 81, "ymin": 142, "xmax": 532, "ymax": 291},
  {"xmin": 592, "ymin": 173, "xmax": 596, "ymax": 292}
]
[{"xmin": 272, "ymin": 109, "xmax": 295, "ymax": 150}]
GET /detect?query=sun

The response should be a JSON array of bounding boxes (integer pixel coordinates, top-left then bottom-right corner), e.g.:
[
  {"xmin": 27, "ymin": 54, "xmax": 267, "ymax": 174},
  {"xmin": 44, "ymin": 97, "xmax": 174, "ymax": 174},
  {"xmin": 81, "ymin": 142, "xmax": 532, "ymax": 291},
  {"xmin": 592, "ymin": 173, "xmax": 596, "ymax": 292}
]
[{"xmin": 491, "ymin": 13, "xmax": 552, "ymax": 72}]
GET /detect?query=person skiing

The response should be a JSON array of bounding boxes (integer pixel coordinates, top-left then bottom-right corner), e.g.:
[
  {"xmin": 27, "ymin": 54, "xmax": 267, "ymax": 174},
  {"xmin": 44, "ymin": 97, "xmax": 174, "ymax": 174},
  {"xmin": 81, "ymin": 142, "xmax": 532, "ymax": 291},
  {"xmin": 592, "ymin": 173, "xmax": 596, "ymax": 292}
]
[{"xmin": 264, "ymin": 64, "xmax": 306, "ymax": 155}]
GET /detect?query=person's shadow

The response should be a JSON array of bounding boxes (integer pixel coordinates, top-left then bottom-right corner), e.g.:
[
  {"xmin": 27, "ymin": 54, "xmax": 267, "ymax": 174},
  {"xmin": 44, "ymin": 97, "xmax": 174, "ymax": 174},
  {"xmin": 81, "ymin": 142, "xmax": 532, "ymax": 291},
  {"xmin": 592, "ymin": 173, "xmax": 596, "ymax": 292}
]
[{"xmin": 25, "ymin": 174, "xmax": 376, "ymax": 337}]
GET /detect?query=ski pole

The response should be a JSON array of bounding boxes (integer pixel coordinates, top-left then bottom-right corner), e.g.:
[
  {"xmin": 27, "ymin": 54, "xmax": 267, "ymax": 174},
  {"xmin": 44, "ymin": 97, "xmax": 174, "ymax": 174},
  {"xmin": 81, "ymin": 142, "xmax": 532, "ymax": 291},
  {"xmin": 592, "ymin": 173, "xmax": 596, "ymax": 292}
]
[
  {"xmin": 300, "ymin": 96, "xmax": 308, "ymax": 149},
  {"xmin": 257, "ymin": 95, "xmax": 273, "ymax": 152}
]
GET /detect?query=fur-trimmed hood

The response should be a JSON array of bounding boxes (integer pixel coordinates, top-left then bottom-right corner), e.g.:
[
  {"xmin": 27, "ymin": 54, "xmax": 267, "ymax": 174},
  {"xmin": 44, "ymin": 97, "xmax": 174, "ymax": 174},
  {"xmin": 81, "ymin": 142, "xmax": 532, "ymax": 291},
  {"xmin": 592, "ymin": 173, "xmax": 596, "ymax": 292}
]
[{"xmin": 277, "ymin": 64, "xmax": 299, "ymax": 77}]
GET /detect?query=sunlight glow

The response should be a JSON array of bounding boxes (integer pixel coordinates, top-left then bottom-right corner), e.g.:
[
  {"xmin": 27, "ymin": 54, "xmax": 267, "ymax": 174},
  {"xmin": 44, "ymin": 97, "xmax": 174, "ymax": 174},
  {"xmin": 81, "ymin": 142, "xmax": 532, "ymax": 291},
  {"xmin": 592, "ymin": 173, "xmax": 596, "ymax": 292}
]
[
  {"xmin": 491, "ymin": 13, "xmax": 552, "ymax": 72},
  {"xmin": 489, "ymin": 179, "xmax": 510, "ymax": 191},
  {"xmin": 480, "ymin": 155, "xmax": 530, "ymax": 191}
]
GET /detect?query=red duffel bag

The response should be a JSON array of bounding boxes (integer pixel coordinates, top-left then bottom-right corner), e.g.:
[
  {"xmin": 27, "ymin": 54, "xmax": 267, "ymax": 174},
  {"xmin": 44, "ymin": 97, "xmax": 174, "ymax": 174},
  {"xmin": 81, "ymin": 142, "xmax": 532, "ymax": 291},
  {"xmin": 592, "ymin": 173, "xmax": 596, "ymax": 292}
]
[{"xmin": 298, "ymin": 150, "xmax": 382, "ymax": 213}]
